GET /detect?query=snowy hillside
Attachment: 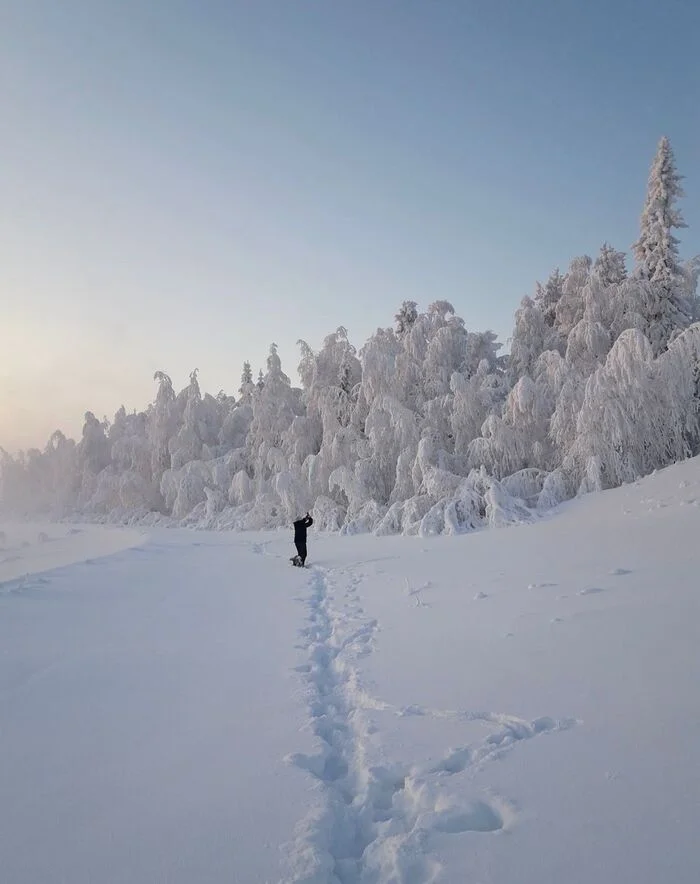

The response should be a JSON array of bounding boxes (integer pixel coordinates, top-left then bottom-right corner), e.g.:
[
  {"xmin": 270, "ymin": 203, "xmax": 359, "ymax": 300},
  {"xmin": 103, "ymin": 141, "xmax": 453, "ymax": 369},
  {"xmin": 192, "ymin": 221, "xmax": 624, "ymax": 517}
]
[{"xmin": 2, "ymin": 455, "xmax": 699, "ymax": 883}]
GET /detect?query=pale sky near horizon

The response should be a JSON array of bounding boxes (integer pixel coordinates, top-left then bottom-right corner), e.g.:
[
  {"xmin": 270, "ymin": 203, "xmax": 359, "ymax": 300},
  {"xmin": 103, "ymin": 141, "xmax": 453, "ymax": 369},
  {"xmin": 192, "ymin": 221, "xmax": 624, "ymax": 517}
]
[{"xmin": 1, "ymin": 0, "xmax": 699, "ymax": 452}]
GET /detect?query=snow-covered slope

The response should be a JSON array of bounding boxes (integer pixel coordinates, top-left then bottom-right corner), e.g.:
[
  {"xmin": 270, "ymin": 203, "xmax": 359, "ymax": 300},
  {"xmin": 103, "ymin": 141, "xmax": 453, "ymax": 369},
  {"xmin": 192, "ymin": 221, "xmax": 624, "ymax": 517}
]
[{"xmin": 2, "ymin": 458, "xmax": 699, "ymax": 883}]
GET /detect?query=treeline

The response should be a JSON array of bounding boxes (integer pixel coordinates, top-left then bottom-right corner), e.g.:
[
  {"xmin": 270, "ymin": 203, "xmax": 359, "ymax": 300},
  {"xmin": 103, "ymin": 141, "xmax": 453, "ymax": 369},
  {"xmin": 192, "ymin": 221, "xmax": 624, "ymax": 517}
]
[{"xmin": 2, "ymin": 138, "xmax": 699, "ymax": 535}]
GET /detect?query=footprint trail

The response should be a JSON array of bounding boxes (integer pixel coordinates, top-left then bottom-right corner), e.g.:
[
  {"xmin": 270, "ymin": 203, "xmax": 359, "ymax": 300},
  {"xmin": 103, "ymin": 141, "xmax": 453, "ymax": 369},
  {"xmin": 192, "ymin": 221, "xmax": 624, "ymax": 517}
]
[{"xmin": 284, "ymin": 564, "xmax": 576, "ymax": 883}]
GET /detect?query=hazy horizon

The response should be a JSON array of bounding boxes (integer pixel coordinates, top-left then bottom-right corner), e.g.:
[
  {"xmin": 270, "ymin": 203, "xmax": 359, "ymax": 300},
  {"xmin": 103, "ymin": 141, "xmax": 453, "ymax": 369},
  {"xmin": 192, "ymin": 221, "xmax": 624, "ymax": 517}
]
[{"xmin": 2, "ymin": 0, "xmax": 699, "ymax": 452}]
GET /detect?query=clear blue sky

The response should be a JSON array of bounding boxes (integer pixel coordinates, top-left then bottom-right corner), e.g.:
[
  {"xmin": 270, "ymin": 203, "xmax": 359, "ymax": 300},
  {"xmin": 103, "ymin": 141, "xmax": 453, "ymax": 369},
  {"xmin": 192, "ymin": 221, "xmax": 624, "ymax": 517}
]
[{"xmin": 1, "ymin": 0, "xmax": 699, "ymax": 449}]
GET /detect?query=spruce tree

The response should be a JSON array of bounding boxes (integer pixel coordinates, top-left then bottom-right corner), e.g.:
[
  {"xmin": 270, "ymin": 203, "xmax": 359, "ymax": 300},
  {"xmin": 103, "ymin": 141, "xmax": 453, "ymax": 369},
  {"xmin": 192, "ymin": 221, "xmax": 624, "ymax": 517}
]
[
  {"xmin": 594, "ymin": 243, "xmax": 627, "ymax": 286},
  {"xmin": 535, "ymin": 269, "xmax": 565, "ymax": 328},
  {"xmin": 632, "ymin": 136, "xmax": 690, "ymax": 352}
]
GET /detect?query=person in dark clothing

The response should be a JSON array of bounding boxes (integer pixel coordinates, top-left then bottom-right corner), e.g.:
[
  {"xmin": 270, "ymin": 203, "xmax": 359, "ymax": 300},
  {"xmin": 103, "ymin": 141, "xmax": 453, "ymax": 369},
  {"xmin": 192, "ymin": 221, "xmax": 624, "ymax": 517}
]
[{"xmin": 292, "ymin": 513, "xmax": 313, "ymax": 566}]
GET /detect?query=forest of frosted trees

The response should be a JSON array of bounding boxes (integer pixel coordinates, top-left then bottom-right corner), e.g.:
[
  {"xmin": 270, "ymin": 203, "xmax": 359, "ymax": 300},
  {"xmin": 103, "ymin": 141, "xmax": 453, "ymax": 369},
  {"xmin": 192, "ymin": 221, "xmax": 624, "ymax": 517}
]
[{"xmin": 3, "ymin": 138, "xmax": 700, "ymax": 535}]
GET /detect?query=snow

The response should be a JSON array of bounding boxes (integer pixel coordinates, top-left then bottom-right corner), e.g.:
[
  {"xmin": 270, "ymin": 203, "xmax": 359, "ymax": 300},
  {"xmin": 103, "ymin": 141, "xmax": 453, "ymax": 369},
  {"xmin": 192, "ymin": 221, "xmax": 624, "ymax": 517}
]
[
  {"xmin": 0, "ymin": 522, "xmax": 145, "ymax": 585},
  {"xmin": 2, "ymin": 457, "xmax": 700, "ymax": 883}
]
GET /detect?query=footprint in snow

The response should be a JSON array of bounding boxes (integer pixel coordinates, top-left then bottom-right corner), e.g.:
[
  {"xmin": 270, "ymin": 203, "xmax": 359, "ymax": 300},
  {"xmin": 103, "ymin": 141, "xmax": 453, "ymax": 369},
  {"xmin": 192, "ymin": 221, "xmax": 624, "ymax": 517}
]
[
  {"xmin": 578, "ymin": 586, "xmax": 604, "ymax": 596},
  {"xmin": 427, "ymin": 799, "xmax": 506, "ymax": 834},
  {"xmin": 474, "ymin": 591, "xmax": 488, "ymax": 600},
  {"xmin": 609, "ymin": 568, "xmax": 632, "ymax": 576}
]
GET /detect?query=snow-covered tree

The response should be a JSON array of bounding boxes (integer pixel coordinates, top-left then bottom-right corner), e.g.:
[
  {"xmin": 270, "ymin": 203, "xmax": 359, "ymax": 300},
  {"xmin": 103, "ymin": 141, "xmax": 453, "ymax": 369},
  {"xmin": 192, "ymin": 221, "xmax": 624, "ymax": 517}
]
[
  {"xmin": 631, "ymin": 136, "xmax": 691, "ymax": 353},
  {"xmin": 594, "ymin": 242, "xmax": 627, "ymax": 286},
  {"xmin": 423, "ymin": 317, "xmax": 468, "ymax": 399},
  {"xmin": 535, "ymin": 268, "xmax": 565, "ymax": 328},
  {"xmin": 44, "ymin": 430, "xmax": 78, "ymax": 513},
  {"xmin": 657, "ymin": 323, "xmax": 700, "ymax": 457},
  {"xmin": 568, "ymin": 329, "xmax": 681, "ymax": 488},
  {"xmin": 169, "ymin": 370, "xmax": 204, "ymax": 470},
  {"xmin": 247, "ymin": 344, "xmax": 302, "ymax": 482},
  {"xmin": 148, "ymin": 371, "xmax": 177, "ymax": 479},
  {"xmin": 451, "ymin": 361, "xmax": 506, "ymax": 464},
  {"xmin": 681, "ymin": 256, "xmax": 700, "ymax": 322},
  {"xmin": 78, "ymin": 412, "xmax": 110, "ymax": 476},
  {"xmin": 554, "ymin": 256, "xmax": 592, "ymax": 339},
  {"xmin": 463, "ymin": 330, "xmax": 502, "ymax": 378},
  {"xmin": 395, "ymin": 300, "xmax": 418, "ymax": 336},
  {"xmin": 508, "ymin": 296, "xmax": 549, "ymax": 383}
]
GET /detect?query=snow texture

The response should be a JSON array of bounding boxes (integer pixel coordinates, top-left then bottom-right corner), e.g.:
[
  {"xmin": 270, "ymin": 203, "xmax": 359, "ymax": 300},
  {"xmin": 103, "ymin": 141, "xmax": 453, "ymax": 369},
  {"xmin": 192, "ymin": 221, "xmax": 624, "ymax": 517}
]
[{"xmin": 2, "ymin": 455, "xmax": 700, "ymax": 882}]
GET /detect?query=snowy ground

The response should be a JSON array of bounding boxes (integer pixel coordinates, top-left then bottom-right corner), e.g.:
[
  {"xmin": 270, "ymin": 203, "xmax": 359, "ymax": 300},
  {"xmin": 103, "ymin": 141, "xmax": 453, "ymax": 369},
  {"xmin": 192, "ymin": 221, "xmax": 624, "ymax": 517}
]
[
  {"xmin": 2, "ymin": 460, "xmax": 699, "ymax": 883},
  {"xmin": 0, "ymin": 522, "xmax": 145, "ymax": 584}
]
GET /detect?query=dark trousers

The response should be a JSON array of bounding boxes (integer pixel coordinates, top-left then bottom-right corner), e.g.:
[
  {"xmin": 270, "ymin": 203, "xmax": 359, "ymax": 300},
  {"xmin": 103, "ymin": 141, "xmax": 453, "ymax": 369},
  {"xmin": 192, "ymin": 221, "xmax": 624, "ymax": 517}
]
[{"xmin": 295, "ymin": 539, "xmax": 307, "ymax": 565}]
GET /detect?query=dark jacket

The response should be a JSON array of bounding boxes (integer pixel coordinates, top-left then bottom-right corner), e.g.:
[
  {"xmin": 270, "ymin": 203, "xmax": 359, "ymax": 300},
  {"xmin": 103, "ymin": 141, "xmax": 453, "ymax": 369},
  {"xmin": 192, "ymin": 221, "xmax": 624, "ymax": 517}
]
[{"xmin": 294, "ymin": 515, "xmax": 313, "ymax": 542}]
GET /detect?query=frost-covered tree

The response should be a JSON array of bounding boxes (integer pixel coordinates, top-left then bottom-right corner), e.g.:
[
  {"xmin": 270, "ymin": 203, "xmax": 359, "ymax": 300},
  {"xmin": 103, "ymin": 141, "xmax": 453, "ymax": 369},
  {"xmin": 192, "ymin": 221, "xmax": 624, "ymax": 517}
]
[
  {"xmin": 568, "ymin": 329, "xmax": 682, "ymax": 488},
  {"xmin": 219, "ymin": 400, "xmax": 253, "ymax": 452},
  {"xmin": 631, "ymin": 136, "xmax": 691, "ymax": 353},
  {"xmin": 44, "ymin": 430, "xmax": 78, "ymax": 513},
  {"xmin": 681, "ymin": 256, "xmax": 700, "ymax": 322},
  {"xmin": 102, "ymin": 407, "xmax": 162, "ymax": 513},
  {"xmin": 508, "ymin": 296, "xmax": 548, "ymax": 383},
  {"xmin": 247, "ymin": 344, "xmax": 302, "ymax": 481},
  {"xmin": 169, "ymin": 370, "xmax": 204, "ymax": 470},
  {"xmin": 594, "ymin": 243, "xmax": 627, "ymax": 286},
  {"xmin": 395, "ymin": 300, "xmax": 418, "ymax": 336},
  {"xmin": 109, "ymin": 408, "xmax": 151, "ymax": 479},
  {"xmin": 535, "ymin": 268, "xmax": 566, "ymax": 328},
  {"xmin": 148, "ymin": 371, "xmax": 177, "ymax": 479},
  {"xmin": 463, "ymin": 330, "xmax": 502, "ymax": 378},
  {"xmin": 554, "ymin": 256, "xmax": 592, "ymax": 339},
  {"xmin": 565, "ymin": 319, "xmax": 611, "ymax": 377},
  {"xmin": 283, "ymin": 329, "xmax": 360, "ymax": 507},
  {"xmin": 78, "ymin": 412, "xmax": 110, "ymax": 476},
  {"xmin": 451, "ymin": 361, "xmax": 507, "ymax": 464},
  {"xmin": 656, "ymin": 323, "xmax": 700, "ymax": 458},
  {"xmin": 423, "ymin": 316, "xmax": 468, "ymax": 399},
  {"xmin": 548, "ymin": 320, "xmax": 609, "ymax": 462},
  {"xmin": 505, "ymin": 374, "xmax": 554, "ymax": 469},
  {"xmin": 241, "ymin": 361, "xmax": 253, "ymax": 387},
  {"xmin": 581, "ymin": 268, "xmax": 617, "ymax": 334},
  {"xmin": 297, "ymin": 328, "xmax": 361, "ymax": 432}
]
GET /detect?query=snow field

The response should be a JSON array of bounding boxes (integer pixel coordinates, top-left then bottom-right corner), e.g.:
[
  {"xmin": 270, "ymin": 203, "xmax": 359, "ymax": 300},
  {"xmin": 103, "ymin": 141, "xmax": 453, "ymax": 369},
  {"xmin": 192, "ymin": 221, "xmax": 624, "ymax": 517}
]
[
  {"xmin": 2, "ymin": 456, "xmax": 700, "ymax": 882},
  {"xmin": 0, "ymin": 521, "xmax": 145, "ymax": 587}
]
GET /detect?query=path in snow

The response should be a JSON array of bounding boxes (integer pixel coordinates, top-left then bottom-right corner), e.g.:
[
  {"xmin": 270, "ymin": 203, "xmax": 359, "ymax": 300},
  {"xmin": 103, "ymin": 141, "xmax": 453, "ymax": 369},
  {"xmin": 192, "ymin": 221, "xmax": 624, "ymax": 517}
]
[{"xmin": 284, "ymin": 561, "xmax": 576, "ymax": 883}]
